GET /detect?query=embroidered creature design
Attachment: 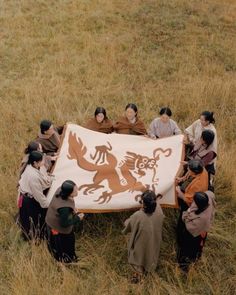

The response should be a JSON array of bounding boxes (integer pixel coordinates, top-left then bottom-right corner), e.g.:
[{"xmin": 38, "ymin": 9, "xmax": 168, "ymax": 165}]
[{"xmin": 67, "ymin": 132, "xmax": 172, "ymax": 204}]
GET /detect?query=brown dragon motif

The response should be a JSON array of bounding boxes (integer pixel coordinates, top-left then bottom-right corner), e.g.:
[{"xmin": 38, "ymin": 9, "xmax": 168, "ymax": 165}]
[{"xmin": 67, "ymin": 131, "xmax": 172, "ymax": 204}]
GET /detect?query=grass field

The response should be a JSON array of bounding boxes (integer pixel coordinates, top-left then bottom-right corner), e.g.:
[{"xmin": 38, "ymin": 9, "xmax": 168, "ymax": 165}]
[{"xmin": 0, "ymin": 0, "xmax": 236, "ymax": 294}]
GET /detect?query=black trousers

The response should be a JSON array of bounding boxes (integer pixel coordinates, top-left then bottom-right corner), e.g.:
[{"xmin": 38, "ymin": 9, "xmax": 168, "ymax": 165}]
[
  {"xmin": 47, "ymin": 226, "xmax": 78, "ymax": 263},
  {"xmin": 18, "ymin": 195, "xmax": 47, "ymax": 240},
  {"xmin": 177, "ymin": 226, "xmax": 207, "ymax": 272},
  {"xmin": 176, "ymin": 199, "xmax": 207, "ymax": 271}
]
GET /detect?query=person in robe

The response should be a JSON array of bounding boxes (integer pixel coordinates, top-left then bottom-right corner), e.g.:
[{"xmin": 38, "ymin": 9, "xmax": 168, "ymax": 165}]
[
  {"xmin": 175, "ymin": 159, "xmax": 209, "ymax": 256},
  {"xmin": 113, "ymin": 103, "xmax": 147, "ymax": 135},
  {"xmin": 35, "ymin": 119, "xmax": 62, "ymax": 155},
  {"xmin": 19, "ymin": 141, "xmax": 57, "ymax": 178},
  {"xmin": 84, "ymin": 107, "xmax": 113, "ymax": 133},
  {"xmin": 148, "ymin": 107, "xmax": 181, "ymax": 138},
  {"xmin": 185, "ymin": 111, "xmax": 217, "ymax": 153},
  {"xmin": 176, "ymin": 159, "xmax": 209, "ymax": 208},
  {"xmin": 122, "ymin": 190, "xmax": 164, "ymax": 283},
  {"xmin": 185, "ymin": 130, "xmax": 217, "ymax": 187},
  {"xmin": 177, "ymin": 191, "xmax": 216, "ymax": 272},
  {"xmin": 18, "ymin": 151, "xmax": 53, "ymax": 240},
  {"xmin": 46, "ymin": 180, "xmax": 84, "ymax": 263}
]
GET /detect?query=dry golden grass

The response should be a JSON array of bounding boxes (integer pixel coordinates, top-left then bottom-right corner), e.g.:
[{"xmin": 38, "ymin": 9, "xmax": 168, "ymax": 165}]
[{"xmin": 0, "ymin": 0, "xmax": 236, "ymax": 294}]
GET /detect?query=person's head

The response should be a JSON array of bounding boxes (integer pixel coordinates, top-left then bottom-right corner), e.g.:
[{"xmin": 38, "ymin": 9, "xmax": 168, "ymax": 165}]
[
  {"xmin": 94, "ymin": 107, "xmax": 107, "ymax": 123},
  {"xmin": 200, "ymin": 111, "xmax": 215, "ymax": 127},
  {"xmin": 28, "ymin": 151, "xmax": 43, "ymax": 169},
  {"xmin": 40, "ymin": 120, "xmax": 54, "ymax": 135},
  {"xmin": 125, "ymin": 103, "xmax": 138, "ymax": 121},
  {"xmin": 201, "ymin": 130, "xmax": 215, "ymax": 147},
  {"xmin": 188, "ymin": 159, "xmax": 204, "ymax": 175},
  {"xmin": 57, "ymin": 180, "xmax": 78, "ymax": 200},
  {"xmin": 193, "ymin": 192, "xmax": 209, "ymax": 214},
  {"xmin": 159, "ymin": 107, "xmax": 172, "ymax": 123},
  {"xmin": 24, "ymin": 141, "xmax": 43, "ymax": 154},
  {"xmin": 140, "ymin": 190, "xmax": 158, "ymax": 214}
]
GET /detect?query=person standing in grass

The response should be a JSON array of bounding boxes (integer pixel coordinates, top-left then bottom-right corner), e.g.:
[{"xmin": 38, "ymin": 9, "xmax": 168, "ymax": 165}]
[
  {"xmin": 148, "ymin": 107, "xmax": 182, "ymax": 139},
  {"xmin": 18, "ymin": 151, "xmax": 53, "ymax": 240},
  {"xmin": 177, "ymin": 191, "xmax": 216, "ymax": 272},
  {"xmin": 46, "ymin": 180, "xmax": 84, "ymax": 263},
  {"xmin": 84, "ymin": 107, "xmax": 113, "ymax": 133},
  {"xmin": 113, "ymin": 103, "xmax": 147, "ymax": 135},
  {"xmin": 175, "ymin": 159, "xmax": 209, "ymax": 260},
  {"xmin": 122, "ymin": 190, "xmax": 164, "ymax": 283}
]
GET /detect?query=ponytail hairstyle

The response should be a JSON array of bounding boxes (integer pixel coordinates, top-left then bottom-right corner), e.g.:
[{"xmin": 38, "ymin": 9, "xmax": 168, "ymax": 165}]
[
  {"xmin": 193, "ymin": 192, "xmax": 209, "ymax": 215},
  {"xmin": 57, "ymin": 180, "xmax": 76, "ymax": 200},
  {"xmin": 24, "ymin": 141, "xmax": 40, "ymax": 154},
  {"xmin": 201, "ymin": 111, "xmax": 215, "ymax": 124},
  {"xmin": 140, "ymin": 190, "xmax": 158, "ymax": 214},
  {"xmin": 94, "ymin": 107, "xmax": 108, "ymax": 120},
  {"xmin": 201, "ymin": 130, "xmax": 215, "ymax": 148},
  {"xmin": 28, "ymin": 151, "xmax": 43, "ymax": 165}
]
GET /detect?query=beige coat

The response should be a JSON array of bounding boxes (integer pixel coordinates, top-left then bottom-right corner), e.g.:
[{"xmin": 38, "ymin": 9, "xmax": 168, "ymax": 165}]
[
  {"xmin": 122, "ymin": 204, "xmax": 164, "ymax": 272},
  {"xmin": 185, "ymin": 119, "xmax": 217, "ymax": 152},
  {"xmin": 18, "ymin": 165, "xmax": 53, "ymax": 208},
  {"xmin": 182, "ymin": 191, "xmax": 216, "ymax": 237}
]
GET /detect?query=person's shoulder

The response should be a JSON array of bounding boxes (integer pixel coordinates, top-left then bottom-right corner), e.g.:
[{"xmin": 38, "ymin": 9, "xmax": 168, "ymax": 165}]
[
  {"xmin": 152, "ymin": 117, "xmax": 160, "ymax": 123},
  {"xmin": 170, "ymin": 118, "xmax": 178, "ymax": 125},
  {"xmin": 115, "ymin": 116, "xmax": 126, "ymax": 124},
  {"xmin": 104, "ymin": 118, "xmax": 113, "ymax": 124}
]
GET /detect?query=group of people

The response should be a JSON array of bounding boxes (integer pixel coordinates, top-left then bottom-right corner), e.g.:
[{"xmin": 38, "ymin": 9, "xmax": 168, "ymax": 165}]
[{"xmin": 17, "ymin": 103, "xmax": 217, "ymax": 282}]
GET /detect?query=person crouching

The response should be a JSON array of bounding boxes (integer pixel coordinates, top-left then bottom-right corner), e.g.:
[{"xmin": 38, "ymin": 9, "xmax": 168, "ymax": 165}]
[{"xmin": 46, "ymin": 180, "xmax": 84, "ymax": 263}]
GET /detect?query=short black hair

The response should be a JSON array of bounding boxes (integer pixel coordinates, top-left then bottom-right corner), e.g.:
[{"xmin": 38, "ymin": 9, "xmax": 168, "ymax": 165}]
[
  {"xmin": 201, "ymin": 130, "xmax": 215, "ymax": 147},
  {"xmin": 159, "ymin": 107, "xmax": 172, "ymax": 117},
  {"xmin": 57, "ymin": 180, "xmax": 76, "ymax": 200},
  {"xmin": 94, "ymin": 107, "xmax": 107, "ymax": 120},
  {"xmin": 201, "ymin": 111, "xmax": 215, "ymax": 124},
  {"xmin": 40, "ymin": 120, "xmax": 52, "ymax": 134},
  {"xmin": 125, "ymin": 103, "xmax": 138, "ymax": 114},
  {"xmin": 28, "ymin": 151, "xmax": 43, "ymax": 165},
  {"xmin": 188, "ymin": 159, "xmax": 204, "ymax": 174}
]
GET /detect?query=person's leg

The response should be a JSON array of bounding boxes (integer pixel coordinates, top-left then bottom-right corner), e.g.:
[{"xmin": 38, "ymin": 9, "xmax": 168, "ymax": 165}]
[
  {"xmin": 130, "ymin": 264, "xmax": 144, "ymax": 284},
  {"xmin": 60, "ymin": 231, "xmax": 78, "ymax": 263},
  {"xmin": 18, "ymin": 196, "xmax": 31, "ymax": 240}
]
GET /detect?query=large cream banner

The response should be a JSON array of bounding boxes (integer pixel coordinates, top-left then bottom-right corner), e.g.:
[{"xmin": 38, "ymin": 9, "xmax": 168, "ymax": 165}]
[{"xmin": 47, "ymin": 123, "xmax": 184, "ymax": 212}]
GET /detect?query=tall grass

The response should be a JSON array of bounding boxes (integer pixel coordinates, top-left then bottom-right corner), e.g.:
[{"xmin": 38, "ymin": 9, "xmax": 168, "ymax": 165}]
[{"xmin": 0, "ymin": 0, "xmax": 236, "ymax": 294}]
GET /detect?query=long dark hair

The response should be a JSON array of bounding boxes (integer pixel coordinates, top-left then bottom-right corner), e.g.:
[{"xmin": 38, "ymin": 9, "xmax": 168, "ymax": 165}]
[
  {"xmin": 201, "ymin": 111, "xmax": 215, "ymax": 124},
  {"xmin": 24, "ymin": 141, "xmax": 40, "ymax": 154},
  {"xmin": 140, "ymin": 190, "xmax": 161, "ymax": 214},
  {"xmin": 125, "ymin": 103, "xmax": 138, "ymax": 116},
  {"xmin": 57, "ymin": 180, "xmax": 76, "ymax": 200},
  {"xmin": 194, "ymin": 192, "xmax": 209, "ymax": 214},
  {"xmin": 27, "ymin": 151, "xmax": 43, "ymax": 165},
  {"xmin": 159, "ymin": 107, "xmax": 172, "ymax": 117},
  {"xmin": 201, "ymin": 130, "xmax": 215, "ymax": 148},
  {"xmin": 94, "ymin": 107, "xmax": 108, "ymax": 120}
]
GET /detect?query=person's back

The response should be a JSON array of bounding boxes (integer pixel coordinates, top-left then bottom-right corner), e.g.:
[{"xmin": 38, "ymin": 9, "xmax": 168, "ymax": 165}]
[{"xmin": 122, "ymin": 191, "xmax": 164, "ymax": 282}]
